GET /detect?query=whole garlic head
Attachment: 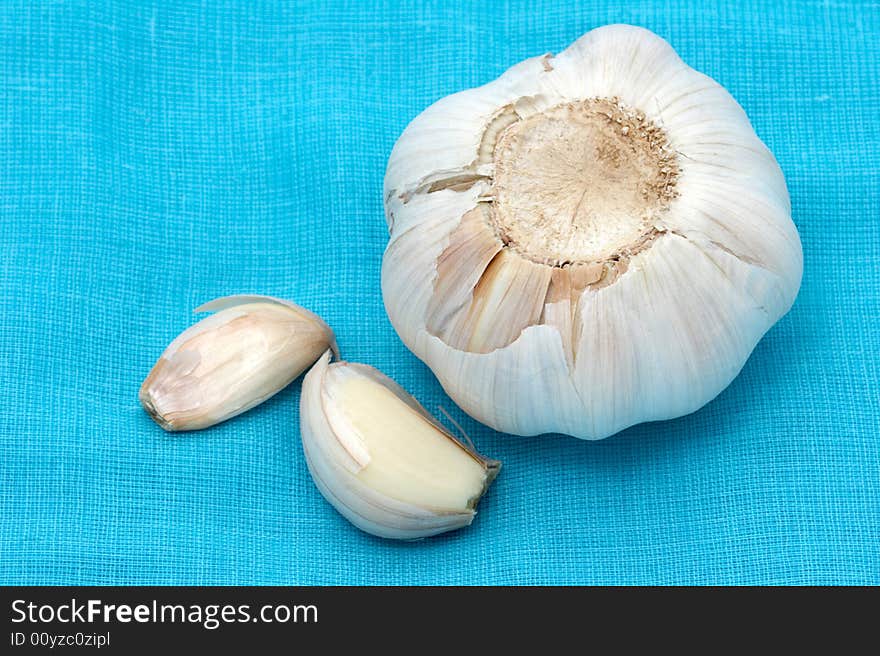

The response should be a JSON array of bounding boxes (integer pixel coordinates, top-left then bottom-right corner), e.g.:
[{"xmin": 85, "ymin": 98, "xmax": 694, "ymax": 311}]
[{"xmin": 382, "ymin": 25, "xmax": 803, "ymax": 440}]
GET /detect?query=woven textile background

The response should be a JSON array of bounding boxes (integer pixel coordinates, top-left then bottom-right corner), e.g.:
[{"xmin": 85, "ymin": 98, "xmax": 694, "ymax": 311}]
[{"xmin": 1, "ymin": 0, "xmax": 878, "ymax": 586}]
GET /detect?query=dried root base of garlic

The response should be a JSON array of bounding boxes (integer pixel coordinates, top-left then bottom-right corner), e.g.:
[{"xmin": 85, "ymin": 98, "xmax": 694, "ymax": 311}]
[
  {"xmin": 382, "ymin": 25, "xmax": 803, "ymax": 440},
  {"xmin": 300, "ymin": 351, "xmax": 500, "ymax": 540},
  {"xmin": 140, "ymin": 295, "xmax": 336, "ymax": 431}
]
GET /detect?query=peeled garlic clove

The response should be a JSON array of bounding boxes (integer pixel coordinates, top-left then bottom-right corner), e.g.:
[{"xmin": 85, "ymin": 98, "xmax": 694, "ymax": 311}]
[
  {"xmin": 140, "ymin": 295, "xmax": 336, "ymax": 431},
  {"xmin": 382, "ymin": 25, "xmax": 803, "ymax": 440},
  {"xmin": 300, "ymin": 351, "xmax": 500, "ymax": 540}
]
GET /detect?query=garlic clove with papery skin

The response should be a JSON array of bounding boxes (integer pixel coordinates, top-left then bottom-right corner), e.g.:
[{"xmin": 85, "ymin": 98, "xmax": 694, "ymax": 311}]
[
  {"xmin": 382, "ymin": 25, "xmax": 803, "ymax": 440},
  {"xmin": 140, "ymin": 295, "xmax": 337, "ymax": 431},
  {"xmin": 300, "ymin": 350, "xmax": 500, "ymax": 540}
]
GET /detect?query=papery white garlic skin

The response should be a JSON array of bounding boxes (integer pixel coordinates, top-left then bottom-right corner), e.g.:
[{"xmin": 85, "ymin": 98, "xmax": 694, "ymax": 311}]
[
  {"xmin": 382, "ymin": 25, "xmax": 803, "ymax": 440},
  {"xmin": 140, "ymin": 295, "xmax": 336, "ymax": 431},
  {"xmin": 300, "ymin": 351, "xmax": 500, "ymax": 540}
]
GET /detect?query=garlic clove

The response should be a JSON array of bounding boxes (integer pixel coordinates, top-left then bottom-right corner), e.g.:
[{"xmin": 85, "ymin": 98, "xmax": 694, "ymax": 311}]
[
  {"xmin": 300, "ymin": 351, "xmax": 500, "ymax": 540},
  {"xmin": 439, "ymin": 248, "xmax": 552, "ymax": 354},
  {"xmin": 422, "ymin": 326, "xmax": 585, "ymax": 438},
  {"xmin": 569, "ymin": 235, "xmax": 775, "ymax": 436},
  {"xmin": 382, "ymin": 25, "xmax": 803, "ymax": 440},
  {"xmin": 140, "ymin": 295, "xmax": 335, "ymax": 431},
  {"xmin": 425, "ymin": 206, "xmax": 502, "ymax": 336},
  {"xmin": 668, "ymin": 177, "xmax": 802, "ymax": 293}
]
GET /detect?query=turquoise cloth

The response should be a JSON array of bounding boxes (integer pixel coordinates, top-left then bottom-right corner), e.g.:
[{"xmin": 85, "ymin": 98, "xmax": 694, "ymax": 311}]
[{"xmin": 1, "ymin": 0, "xmax": 878, "ymax": 585}]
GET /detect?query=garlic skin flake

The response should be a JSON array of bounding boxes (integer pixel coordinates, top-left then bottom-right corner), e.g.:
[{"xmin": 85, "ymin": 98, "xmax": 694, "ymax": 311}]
[
  {"xmin": 382, "ymin": 25, "xmax": 803, "ymax": 440},
  {"xmin": 140, "ymin": 295, "xmax": 337, "ymax": 431},
  {"xmin": 300, "ymin": 351, "xmax": 500, "ymax": 540}
]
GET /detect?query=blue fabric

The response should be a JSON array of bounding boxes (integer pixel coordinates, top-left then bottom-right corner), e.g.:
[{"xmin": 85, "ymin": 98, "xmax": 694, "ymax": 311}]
[{"xmin": 1, "ymin": 0, "xmax": 878, "ymax": 586}]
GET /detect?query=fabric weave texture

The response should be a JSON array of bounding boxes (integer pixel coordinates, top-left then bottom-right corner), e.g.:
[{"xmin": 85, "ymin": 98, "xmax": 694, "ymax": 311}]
[{"xmin": 1, "ymin": 0, "xmax": 878, "ymax": 585}]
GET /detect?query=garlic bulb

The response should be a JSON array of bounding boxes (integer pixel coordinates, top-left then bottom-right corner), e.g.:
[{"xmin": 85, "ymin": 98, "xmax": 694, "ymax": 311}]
[
  {"xmin": 300, "ymin": 351, "xmax": 500, "ymax": 539},
  {"xmin": 140, "ymin": 295, "xmax": 337, "ymax": 431},
  {"xmin": 382, "ymin": 24, "xmax": 803, "ymax": 440}
]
